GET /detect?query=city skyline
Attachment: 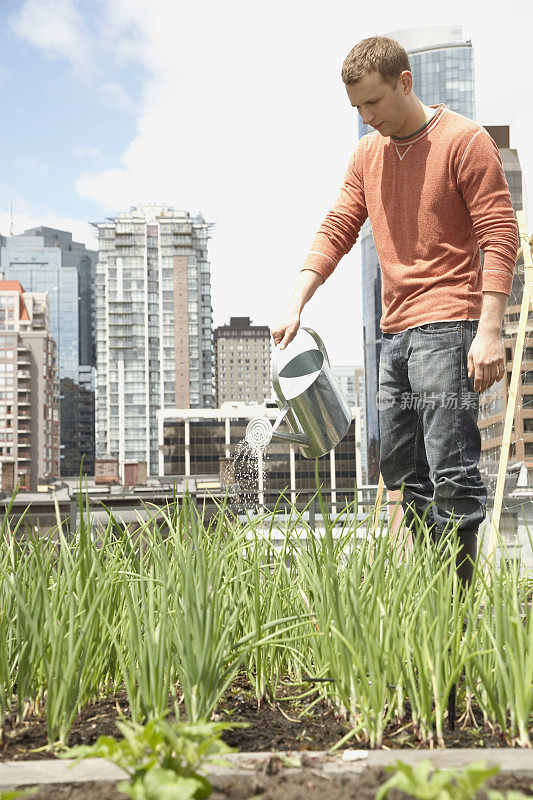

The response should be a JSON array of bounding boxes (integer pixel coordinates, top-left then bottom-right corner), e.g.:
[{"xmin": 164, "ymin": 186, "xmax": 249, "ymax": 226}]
[{"xmin": 0, "ymin": 1, "xmax": 532, "ymax": 366}]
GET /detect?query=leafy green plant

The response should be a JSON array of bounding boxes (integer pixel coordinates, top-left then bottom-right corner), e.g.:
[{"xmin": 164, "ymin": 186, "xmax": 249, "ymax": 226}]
[
  {"xmin": 0, "ymin": 790, "xmax": 37, "ymax": 800},
  {"xmin": 62, "ymin": 717, "xmax": 241, "ymax": 800},
  {"xmin": 375, "ymin": 758, "xmax": 499, "ymax": 800}
]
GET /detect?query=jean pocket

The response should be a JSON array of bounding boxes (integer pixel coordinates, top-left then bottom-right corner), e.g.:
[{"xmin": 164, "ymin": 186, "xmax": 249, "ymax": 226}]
[{"xmin": 418, "ymin": 321, "xmax": 462, "ymax": 335}]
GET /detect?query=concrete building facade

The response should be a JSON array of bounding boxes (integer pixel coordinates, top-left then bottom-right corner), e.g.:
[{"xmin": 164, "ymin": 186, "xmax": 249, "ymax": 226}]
[
  {"xmin": 214, "ymin": 317, "xmax": 271, "ymax": 405},
  {"xmin": 0, "ymin": 280, "xmax": 59, "ymax": 491},
  {"xmin": 95, "ymin": 205, "xmax": 214, "ymax": 477},
  {"xmin": 159, "ymin": 403, "xmax": 363, "ymax": 506}
]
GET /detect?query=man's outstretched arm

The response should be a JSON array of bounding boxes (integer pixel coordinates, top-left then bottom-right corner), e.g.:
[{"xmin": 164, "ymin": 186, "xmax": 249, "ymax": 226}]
[
  {"xmin": 271, "ymin": 269, "xmax": 325, "ymax": 349},
  {"xmin": 271, "ymin": 140, "xmax": 368, "ymax": 350}
]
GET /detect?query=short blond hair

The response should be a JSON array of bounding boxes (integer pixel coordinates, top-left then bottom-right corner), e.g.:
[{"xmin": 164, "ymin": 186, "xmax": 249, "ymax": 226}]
[{"xmin": 341, "ymin": 36, "xmax": 411, "ymax": 88}]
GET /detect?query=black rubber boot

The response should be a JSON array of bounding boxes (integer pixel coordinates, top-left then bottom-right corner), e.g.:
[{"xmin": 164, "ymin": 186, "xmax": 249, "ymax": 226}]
[
  {"xmin": 448, "ymin": 527, "xmax": 478, "ymax": 731},
  {"xmin": 455, "ymin": 527, "xmax": 478, "ymax": 595}
]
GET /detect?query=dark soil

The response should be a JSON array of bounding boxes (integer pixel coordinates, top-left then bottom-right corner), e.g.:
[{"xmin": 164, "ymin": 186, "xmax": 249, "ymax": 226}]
[
  {"xmin": 13, "ymin": 769, "xmax": 533, "ymax": 800},
  {"xmin": 0, "ymin": 672, "xmax": 528, "ymax": 762}
]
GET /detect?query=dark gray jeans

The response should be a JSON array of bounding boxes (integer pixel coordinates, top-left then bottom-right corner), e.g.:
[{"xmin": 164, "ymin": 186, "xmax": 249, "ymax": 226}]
[{"xmin": 378, "ymin": 320, "xmax": 487, "ymax": 555}]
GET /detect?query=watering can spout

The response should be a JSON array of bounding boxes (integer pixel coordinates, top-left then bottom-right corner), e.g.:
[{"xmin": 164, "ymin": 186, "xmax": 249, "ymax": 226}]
[
  {"xmin": 270, "ymin": 430, "xmax": 310, "ymax": 446},
  {"xmin": 245, "ymin": 406, "xmax": 310, "ymax": 450}
]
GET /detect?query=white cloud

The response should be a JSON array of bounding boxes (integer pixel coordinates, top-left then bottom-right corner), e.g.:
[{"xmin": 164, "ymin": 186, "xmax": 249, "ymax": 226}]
[
  {"xmin": 0, "ymin": 183, "xmax": 97, "ymax": 249},
  {"xmin": 10, "ymin": 0, "xmax": 94, "ymax": 81},
  {"xmin": 10, "ymin": 0, "xmax": 139, "ymax": 106}
]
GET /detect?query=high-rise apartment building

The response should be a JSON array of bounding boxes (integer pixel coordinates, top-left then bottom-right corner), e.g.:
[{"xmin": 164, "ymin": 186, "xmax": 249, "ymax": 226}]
[
  {"xmin": 95, "ymin": 205, "xmax": 214, "ymax": 477},
  {"xmin": 360, "ymin": 26, "xmax": 476, "ymax": 481},
  {"xmin": 214, "ymin": 317, "xmax": 270, "ymax": 405},
  {"xmin": 0, "ymin": 280, "xmax": 59, "ymax": 491}
]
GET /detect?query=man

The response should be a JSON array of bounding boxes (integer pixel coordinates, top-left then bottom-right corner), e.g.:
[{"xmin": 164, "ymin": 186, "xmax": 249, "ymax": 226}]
[{"xmin": 271, "ymin": 36, "xmax": 519, "ymax": 585}]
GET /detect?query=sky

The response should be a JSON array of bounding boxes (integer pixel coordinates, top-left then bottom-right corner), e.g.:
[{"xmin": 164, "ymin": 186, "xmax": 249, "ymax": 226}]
[{"xmin": 1, "ymin": 0, "xmax": 532, "ymax": 366}]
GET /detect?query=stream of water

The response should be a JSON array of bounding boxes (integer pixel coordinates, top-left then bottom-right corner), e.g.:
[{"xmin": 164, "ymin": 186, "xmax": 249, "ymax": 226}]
[{"xmin": 221, "ymin": 438, "xmax": 268, "ymax": 514}]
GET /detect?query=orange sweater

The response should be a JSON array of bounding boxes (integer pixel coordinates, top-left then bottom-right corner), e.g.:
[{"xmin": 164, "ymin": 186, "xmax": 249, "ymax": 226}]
[{"xmin": 302, "ymin": 104, "xmax": 519, "ymax": 332}]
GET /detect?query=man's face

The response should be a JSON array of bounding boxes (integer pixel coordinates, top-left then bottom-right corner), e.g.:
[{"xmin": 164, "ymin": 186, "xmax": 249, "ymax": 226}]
[{"xmin": 345, "ymin": 71, "xmax": 411, "ymax": 137}]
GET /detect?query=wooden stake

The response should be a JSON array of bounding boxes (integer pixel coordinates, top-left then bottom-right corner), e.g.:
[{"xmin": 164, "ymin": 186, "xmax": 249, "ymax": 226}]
[{"xmin": 487, "ymin": 210, "xmax": 533, "ymax": 563}]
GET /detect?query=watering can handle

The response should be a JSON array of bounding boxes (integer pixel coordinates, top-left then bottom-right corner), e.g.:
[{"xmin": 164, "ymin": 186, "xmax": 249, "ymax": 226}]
[
  {"xmin": 271, "ymin": 327, "xmax": 329, "ymax": 384},
  {"xmin": 304, "ymin": 327, "xmax": 330, "ymax": 366}
]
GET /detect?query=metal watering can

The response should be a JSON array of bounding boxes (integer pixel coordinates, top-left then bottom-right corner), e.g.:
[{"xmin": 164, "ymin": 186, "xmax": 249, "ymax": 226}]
[{"xmin": 245, "ymin": 327, "xmax": 352, "ymax": 458}]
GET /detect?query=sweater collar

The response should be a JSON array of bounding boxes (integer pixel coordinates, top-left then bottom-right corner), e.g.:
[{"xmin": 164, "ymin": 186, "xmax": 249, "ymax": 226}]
[{"xmin": 390, "ymin": 104, "xmax": 446, "ymax": 147}]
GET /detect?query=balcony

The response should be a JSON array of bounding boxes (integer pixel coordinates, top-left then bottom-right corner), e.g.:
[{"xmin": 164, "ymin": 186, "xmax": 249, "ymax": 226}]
[
  {"xmin": 114, "ymin": 233, "xmax": 135, "ymax": 246},
  {"xmin": 108, "ymin": 306, "xmax": 133, "ymax": 315},
  {"xmin": 17, "ymin": 370, "xmax": 31, "ymax": 380}
]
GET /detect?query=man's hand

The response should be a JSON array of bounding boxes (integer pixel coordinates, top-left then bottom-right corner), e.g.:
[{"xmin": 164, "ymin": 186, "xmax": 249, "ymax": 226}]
[
  {"xmin": 467, "ymin": 331, "xmax": 505, "ymax": 393},
  {"xmin": 271, "ymin": 310, "xmax": 300, "ymax": 350},
  {"xmin": 271, "ymin": 269, "xmax": 325, "ymax": 349}
]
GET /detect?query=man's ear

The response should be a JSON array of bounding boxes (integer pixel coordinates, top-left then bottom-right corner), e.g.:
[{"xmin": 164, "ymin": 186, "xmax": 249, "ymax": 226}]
[{"xmin": 399, "ymin": 70, "xmax": 413, "ymax": 94}]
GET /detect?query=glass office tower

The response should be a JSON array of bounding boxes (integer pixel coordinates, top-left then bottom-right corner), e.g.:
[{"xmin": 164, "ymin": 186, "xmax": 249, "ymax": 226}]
[
  {"xmin": 0, "ymin": 227, "xmax": 97, "ymax": 380},
  {"xmin": 359, "ymin": 26, "xmax": 476, "ymax": 482}
]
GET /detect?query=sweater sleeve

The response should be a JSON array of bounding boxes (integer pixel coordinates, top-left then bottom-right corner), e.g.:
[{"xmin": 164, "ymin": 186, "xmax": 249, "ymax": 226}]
[
  {"xmin": 301, "ymin": 138, "xmax": 368, "ymax": 280},
  {"xmin": 456, "ymin": 129, "xmax": 518, "ymax": 295}
]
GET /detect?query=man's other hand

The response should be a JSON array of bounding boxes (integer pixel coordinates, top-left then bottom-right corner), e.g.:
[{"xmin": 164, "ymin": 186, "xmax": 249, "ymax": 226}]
[
  {"xmin": 467, "ymin": 331, "xmax": 505, "ymax": 393},
  {"xmin": 271, "ymin": 311, "xmax": 301, "ymax": 350}
]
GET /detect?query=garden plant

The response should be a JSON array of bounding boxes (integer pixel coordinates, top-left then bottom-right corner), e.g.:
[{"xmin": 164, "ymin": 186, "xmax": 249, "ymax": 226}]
[{"xmin": 0, "ymin": 481, "xmax": 531, "ymax": 757}]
